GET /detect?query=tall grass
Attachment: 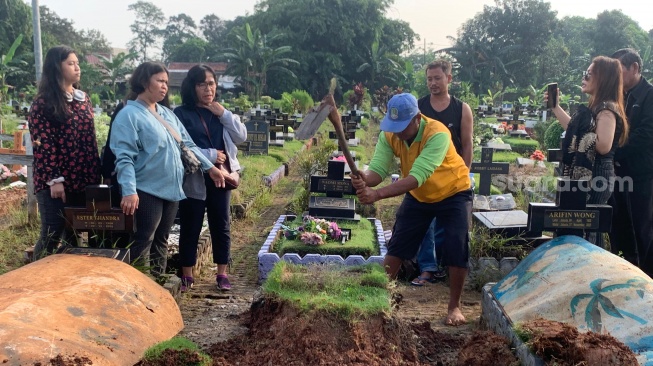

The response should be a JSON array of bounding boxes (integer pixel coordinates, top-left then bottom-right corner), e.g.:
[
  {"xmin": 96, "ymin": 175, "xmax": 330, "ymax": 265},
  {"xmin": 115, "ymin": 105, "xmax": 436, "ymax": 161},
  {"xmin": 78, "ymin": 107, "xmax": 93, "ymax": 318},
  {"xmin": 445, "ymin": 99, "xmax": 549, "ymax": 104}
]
[{"xmin": 0, "ymin": 205, "xmax": 39, "ymax": 275}]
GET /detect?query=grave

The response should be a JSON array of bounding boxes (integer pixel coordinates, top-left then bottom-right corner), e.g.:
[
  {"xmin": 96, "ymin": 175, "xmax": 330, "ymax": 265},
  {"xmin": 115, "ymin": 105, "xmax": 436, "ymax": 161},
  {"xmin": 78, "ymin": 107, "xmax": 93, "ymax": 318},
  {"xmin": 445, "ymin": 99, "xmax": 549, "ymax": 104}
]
[
  {"xmin": 516, "ymin": 157, "xmax": 546, "ymax": 168},
  {"xmin": 63, "ymin": 185, "xmax": 133, "ymax": 262},
  {"xmin": 527, "ymin": 178, "xmax": 612, "ymax": 238},
  {"xmin": 470, "ymin": 147, "xmax": 510, "ymax": 196},
  {"xmin": 237, "ymin": 119, "xmax": 269, "ymax": 155},
  {"xmin": 486, "ymin": 141, "xmax": 512, "ymax": 151},
  {"xmin": 308, "ymin": 159, "xmax": 359, "ymax": 221},
  {"xmin": 482, "ymin": 235, "xmax": 653, "ymax": 366},
  {"xmin": 547, "ymin": 148, "xmax": 563, "ymax": 176},
  {"xmin": 268, "ymin": 117, "xmax": 285, "ymax": 146},
  {"xmin": 276, "ymin": 113, "xmax": 297, "ymax": 140}
]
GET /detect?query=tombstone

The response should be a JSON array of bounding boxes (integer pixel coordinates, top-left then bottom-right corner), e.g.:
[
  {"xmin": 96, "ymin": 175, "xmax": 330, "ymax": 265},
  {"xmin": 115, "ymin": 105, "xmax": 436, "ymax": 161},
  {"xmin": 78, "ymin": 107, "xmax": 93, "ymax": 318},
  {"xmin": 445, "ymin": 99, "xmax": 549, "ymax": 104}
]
[
  {"xmin": 63, "ymin": 185, "xmax": 132, "ymax": 262},
  {"xmin": 308, "ymin": 159, "xmax": 359, "ymax": 220},
  {"xmin": 238, "ymin": 119, "xmax": 269, "ymax": 155},
  {"xmin": 547, "ymin": 148, "xmax": 563, "ymax": 176},
  {"xmin": 268, "ymin": 117, "xmax": 284, "ymax": 146},
  {"xmin": 486, "ymin": 141, "xmax": 512, "ymax": 151},
  {"xmin": 527, "ymin": 178, "xmax": 612, "ymax": 238},
  {"xmin": 516, "ymin": 157, "xmax": 546, "ymax": 168},
  {"xmin": 276, "ymin": 113, "xmax": 297, "ymax": 140},
  {"xmin": 470, "ymin": 147, "xmax": 510, "ymax": 196},
  {"xmin": 473, "ymin": 193, "xmax": 518, "ymax": 211}
]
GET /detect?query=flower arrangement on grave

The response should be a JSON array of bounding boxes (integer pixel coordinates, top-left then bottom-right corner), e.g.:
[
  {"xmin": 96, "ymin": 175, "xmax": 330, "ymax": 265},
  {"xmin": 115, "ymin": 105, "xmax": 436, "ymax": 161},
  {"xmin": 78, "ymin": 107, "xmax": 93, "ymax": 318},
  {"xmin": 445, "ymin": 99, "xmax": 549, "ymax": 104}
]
[
  {"xmin": 530, "ymin": 150, "xmax": 545, "ymax": 161},
  {"xmin": 281, "ymin": 215, "xmax": 344, "ymax": 246},
  {"xmin": 0, "ymin": 164, "xmax": 15, "ymax": 184}
]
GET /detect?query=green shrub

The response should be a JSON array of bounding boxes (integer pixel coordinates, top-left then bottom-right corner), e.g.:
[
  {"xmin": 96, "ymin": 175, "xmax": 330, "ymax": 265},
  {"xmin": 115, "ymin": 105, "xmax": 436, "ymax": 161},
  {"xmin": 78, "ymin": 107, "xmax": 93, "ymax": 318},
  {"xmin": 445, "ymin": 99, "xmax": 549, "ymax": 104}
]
[
  {"xmin": 280, "ymin": 90, "xmax": 314, "ymax": 114},
  {"xmin": 503, "ymin": 137, "xmax": 539, "ymax": 154},
  {"xmin": 90, "ymin": 93, "xmax": 101, "ymax": 107},
  {"xmin": 143, "ymin": 337, "xmax": 211, "ymax": 366},
  {"xmin": 94, "ymin": 114, "xmax": 110, "ymax": 150},
  {"xmin": 531, "ymin": 120, "xmax": 552, "ymax": 148},
  {"xmin": 544, "ymin": 122, "xmax": 565, "ymax": 150},
  {"xmin": 168, "ymin": 93, "xmax": 182, "ymax": 106}
]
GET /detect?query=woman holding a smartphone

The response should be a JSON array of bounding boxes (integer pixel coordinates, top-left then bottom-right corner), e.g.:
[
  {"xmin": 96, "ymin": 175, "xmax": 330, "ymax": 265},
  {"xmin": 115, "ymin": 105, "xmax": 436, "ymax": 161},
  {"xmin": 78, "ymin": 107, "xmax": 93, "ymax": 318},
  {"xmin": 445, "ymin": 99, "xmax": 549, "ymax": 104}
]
[{"xmin": 546, "ymin": 56, "xmax": 629, "ymax": 247}]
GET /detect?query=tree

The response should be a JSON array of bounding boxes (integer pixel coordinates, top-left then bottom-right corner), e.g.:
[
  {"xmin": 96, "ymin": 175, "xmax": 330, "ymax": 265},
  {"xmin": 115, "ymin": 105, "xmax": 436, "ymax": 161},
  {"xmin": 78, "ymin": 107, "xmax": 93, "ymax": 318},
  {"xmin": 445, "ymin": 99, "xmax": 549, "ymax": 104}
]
[
  {"xmin": 445, "ymin": 0, "xmax": 558, "ymax": 92},
  {"xmin": 356, "ymin": 34, "xmax": 402, "ymax": 92},
  {"xmin": 0, "ymin": 35, "xmax": 25, "ymax": 106},
  {"xmin": 168, "ymin": 38, "xmax": 208, "ymax": 63},
  {"xmin": 127, "ymin": 1, "xmax": 165, "ymax": 62},
  {"xmin": 0, "ymin": 0, "xmax": 32, "ymax": 53},
  {"xmin": 99, "ymin": 52, "xmax": 136, "ymax": 100},
  {"xmin": 221, "ymin": 23, "xmax": 298, "ymax": 100},
  {"xmin": 244, "ymin": 0, "xmax": 415, "ymax": 99},
  {"xmin": 160, "ymin": 13, "xmax": 197, "ymax": 63},
  {"xmin": 592, "ymin": 10, "xmax": 649, "ymax": 58},
  {"xmin": 79, "ymin": 29, "xmax": 112, "ymax": 56}
]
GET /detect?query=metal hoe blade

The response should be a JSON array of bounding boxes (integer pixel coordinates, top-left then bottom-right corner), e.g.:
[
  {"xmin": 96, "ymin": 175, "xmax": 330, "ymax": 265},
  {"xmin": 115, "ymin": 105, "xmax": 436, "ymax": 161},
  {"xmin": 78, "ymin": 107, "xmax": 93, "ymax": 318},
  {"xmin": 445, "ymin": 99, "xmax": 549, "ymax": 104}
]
[{"xmin": 294, "ymin": 103, "xmax": 333, "ymax": 140}]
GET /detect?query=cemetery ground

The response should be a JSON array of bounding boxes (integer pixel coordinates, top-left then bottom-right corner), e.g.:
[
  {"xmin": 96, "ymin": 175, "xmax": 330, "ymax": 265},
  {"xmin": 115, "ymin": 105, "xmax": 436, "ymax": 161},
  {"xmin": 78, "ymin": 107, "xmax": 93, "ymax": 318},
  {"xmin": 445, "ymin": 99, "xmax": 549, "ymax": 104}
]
[{"xmin": 0, "ymin": 111, "xmax": 637, "ymax": 365}]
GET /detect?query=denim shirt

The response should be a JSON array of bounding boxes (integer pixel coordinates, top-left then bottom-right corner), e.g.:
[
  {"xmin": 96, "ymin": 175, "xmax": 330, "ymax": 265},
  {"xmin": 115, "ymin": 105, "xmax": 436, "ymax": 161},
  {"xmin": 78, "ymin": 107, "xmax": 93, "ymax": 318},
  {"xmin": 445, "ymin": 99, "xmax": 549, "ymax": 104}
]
[{"xmin": 110, "ymin": 100, "xmax": 213, "ymax": 201}]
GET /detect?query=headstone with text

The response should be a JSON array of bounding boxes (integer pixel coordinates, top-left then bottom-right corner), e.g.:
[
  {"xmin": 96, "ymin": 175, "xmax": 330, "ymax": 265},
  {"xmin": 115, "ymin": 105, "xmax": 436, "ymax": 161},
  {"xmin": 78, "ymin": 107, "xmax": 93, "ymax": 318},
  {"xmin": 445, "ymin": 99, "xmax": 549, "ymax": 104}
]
[
  {"xmin": 308, "ymin": 159, "xmax": 359, "ymax": 220},
  {"xmin": 237, "ymin": 118, "xmax": 269, "ymax": 155},
  {"xmin": 527, "ymin": 178, "xmax": 612, "ymax": 238},
  {"xmin": 470, "ymin": 147, "xmax": 510, "ymax": 196},
  {"xmin": 63, "ymin": 185, "xmax": 132, "ymax": 262}
]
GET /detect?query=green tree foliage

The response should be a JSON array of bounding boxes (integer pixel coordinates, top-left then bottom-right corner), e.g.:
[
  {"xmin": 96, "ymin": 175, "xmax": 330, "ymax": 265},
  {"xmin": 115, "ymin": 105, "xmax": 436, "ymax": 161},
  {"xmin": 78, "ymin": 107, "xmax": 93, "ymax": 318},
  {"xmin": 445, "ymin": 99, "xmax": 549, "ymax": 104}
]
[
  {"xmin": 245, "ymin": 0, "xmax": 415, "ymax": 99},
  {"xmin": 99, "ymin": 52, "xmax": 136, "ymax": 100},
  {"xmin": 0, "ymin": 0, "xmax": 31, "ymax": 53},
  {"xmin": 592, "ymin": 10, "xmax": 649, "ymax": 58},
  {"xmin": 544, "ymin": 120, "xmax": 565, "ymax": 150},
  {"xmin": 127, "ymin": 1, "xmax": 165, "ymax": 62},
  {"xmin": 356, "ymin": 33, "xmax": 402, "ymax": 92},
  {"xmin": 168, "ymin": 38, "xmax": 209, "ymax": 63},
  {"xmin": 160, "ymin": 13, "xmax": 198, "ymax": 63},
  {"xmin": 221, "ymin": 23, "xmax": 298, "ymax": 100}
]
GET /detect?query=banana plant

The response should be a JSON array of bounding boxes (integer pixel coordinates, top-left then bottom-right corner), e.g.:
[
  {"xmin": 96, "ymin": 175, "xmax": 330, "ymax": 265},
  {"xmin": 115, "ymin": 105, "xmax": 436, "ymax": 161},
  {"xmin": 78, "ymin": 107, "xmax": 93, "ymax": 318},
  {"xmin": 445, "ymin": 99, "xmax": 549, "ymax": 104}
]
[{"xmin": 0, "ymin": 34, "xmax": 24, "ymax": 107}]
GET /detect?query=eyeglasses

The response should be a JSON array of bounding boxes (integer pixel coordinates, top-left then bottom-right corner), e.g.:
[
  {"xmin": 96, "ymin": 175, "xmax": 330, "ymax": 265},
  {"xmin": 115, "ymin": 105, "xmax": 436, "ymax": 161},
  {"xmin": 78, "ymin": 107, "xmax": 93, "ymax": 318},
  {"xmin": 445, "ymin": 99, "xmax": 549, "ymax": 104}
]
[
  {"xmin": 196, "ymin": 81, "xmax": 217, "ymax": 90},
  {"xmin": 583, "ymin": 71, "xmax": 591, "ymax": 81}
]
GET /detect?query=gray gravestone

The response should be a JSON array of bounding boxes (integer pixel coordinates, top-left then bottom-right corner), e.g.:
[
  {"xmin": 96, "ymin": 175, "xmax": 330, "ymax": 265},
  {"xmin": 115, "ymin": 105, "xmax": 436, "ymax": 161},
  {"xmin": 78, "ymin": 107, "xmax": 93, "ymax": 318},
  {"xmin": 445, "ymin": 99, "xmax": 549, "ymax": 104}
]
[{"xmin": 238, "ymin": 119, "xmax": 269, "ymax": 154}]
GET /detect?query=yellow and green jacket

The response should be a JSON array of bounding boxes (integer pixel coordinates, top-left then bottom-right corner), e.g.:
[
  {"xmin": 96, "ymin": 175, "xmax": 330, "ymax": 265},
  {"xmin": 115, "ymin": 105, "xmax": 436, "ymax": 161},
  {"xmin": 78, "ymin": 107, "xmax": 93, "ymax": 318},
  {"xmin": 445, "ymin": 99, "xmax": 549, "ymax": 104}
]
[{"xmin": 368, "ymin": 115, "xmax": 470, "ymax": 203}]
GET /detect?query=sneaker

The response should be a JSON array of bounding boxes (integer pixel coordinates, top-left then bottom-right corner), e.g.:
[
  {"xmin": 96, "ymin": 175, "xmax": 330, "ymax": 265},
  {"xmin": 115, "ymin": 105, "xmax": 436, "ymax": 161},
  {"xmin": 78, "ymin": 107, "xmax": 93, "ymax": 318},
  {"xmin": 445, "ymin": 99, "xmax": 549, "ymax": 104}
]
[
  {"xmin": 181, "ymin": 276, "xmax": 194, "ymax": 292},
  {"xmin": 216, "ymin": 274, "xmax": 231, "ymax": 291}
]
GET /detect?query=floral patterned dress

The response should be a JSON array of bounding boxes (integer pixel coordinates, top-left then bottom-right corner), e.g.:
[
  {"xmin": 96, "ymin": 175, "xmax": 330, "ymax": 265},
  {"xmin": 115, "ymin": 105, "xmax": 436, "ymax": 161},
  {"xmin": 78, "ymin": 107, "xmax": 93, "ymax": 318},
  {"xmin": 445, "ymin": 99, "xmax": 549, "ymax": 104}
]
[{"xmin": 28, "ymin": 94, "xmax": 101, "ymax": 194}]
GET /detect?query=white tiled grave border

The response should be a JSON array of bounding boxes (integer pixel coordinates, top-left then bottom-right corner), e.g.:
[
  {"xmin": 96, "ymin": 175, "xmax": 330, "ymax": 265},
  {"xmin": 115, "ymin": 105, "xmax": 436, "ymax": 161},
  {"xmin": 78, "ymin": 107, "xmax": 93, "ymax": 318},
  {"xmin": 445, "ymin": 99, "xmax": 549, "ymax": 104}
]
[{"xmin": 258, "ymin": 215, "xmax": 387, "ymax": 283}]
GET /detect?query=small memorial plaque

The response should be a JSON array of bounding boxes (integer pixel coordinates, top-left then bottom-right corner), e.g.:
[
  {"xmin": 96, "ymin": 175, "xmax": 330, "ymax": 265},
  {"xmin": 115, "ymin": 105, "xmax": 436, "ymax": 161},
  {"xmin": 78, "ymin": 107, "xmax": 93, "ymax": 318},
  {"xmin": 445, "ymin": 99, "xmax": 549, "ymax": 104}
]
[
  {"xmin": 543, "ymin": 210, "xmax": 600, "ymax": 230},
  {"xmin": 241, "ymin": 119, "xmax": 269, "ymax": 154},
  {"xmin": 317, "ymin": 179, "xmax": 355, "ymax": 194},
  {"xmin": 72, "ymin": 212, "xmax": 126, "ymax": 231}
]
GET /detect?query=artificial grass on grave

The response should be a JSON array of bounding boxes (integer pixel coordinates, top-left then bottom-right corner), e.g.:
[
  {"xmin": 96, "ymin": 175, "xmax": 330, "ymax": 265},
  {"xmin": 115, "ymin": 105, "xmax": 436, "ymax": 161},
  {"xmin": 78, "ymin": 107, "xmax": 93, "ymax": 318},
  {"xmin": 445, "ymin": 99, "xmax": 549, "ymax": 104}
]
[
  {"xmin": 262, "ymin": 261, "xmax": 391, "ymax": 319},
  {"xmin": 272, "ymin": 217, "xmax": 378, "ymax": 258},
  {"xmin": 502, "ymin": 137, "xmax": 539, "ymax": 154}
]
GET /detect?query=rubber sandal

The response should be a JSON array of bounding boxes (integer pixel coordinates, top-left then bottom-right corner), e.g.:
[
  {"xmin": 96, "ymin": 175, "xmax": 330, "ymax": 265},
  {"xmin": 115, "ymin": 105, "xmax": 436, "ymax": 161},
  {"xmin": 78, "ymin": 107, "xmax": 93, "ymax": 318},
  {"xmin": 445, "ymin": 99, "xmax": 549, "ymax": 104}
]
[{"xmin": 411, "ymin": 275, "xmax": 436, "ymax": 286}]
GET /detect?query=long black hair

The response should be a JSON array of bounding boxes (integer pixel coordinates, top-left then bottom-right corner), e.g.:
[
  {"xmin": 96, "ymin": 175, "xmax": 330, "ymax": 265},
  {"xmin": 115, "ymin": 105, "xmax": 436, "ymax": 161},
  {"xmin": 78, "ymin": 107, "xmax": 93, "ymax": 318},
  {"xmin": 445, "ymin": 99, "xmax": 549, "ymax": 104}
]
[
  {"xmin": 180, "ymin": 64, "xmax": 217, "ymax": 107},
  {"xmin": 36, "ymin": 45, "xmax": 79, "ymax": 122},
  {"xmin": 126, "ymin": 61, "xmax": 170, "ymax": 107}
]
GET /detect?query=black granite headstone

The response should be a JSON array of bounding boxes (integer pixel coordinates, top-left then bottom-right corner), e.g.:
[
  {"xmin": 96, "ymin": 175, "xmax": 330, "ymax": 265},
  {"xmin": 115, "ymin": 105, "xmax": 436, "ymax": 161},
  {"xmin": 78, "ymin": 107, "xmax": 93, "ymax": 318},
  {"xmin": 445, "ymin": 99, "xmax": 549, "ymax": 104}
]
[
  {"xmin": 308, "ymin": 159, "xmax": 359, "ymax": 220},
  {"xmin": 470, "ymin": 147, "xmax": 510, "ymax": 196},
  {"xmin": 527, "ymin": 178, "xmax": 612, "ymax": 237}
]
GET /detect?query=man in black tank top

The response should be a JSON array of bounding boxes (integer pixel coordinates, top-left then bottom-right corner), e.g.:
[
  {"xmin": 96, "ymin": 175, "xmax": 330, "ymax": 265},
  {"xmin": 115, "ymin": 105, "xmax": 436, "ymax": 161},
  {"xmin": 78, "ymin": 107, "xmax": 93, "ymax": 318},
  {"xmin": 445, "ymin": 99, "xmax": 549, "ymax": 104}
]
[{"xmin": 411, "ymin": 60, "xmax": 473, "ymax": 286}]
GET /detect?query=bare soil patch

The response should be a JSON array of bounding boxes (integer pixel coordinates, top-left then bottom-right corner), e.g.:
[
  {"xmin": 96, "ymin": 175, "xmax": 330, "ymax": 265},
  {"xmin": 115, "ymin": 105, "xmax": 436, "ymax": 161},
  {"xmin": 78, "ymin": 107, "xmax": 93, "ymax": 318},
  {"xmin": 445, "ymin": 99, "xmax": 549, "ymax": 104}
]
[
  {"xmin": 520, "ymin": 318, "xmax": 638, "ymax": 366},
  {"xmin": 0, "ymin": 186, "xmax": 26, "ymax": 218}
]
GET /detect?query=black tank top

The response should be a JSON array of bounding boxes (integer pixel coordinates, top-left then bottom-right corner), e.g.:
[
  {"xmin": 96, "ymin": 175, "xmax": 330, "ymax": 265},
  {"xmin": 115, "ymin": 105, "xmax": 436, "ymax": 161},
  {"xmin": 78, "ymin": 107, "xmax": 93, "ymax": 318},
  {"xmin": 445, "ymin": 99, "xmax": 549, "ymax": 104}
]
[{"xmin": 417, "ymin": 95, "xmax": 464, "ymax": 156}]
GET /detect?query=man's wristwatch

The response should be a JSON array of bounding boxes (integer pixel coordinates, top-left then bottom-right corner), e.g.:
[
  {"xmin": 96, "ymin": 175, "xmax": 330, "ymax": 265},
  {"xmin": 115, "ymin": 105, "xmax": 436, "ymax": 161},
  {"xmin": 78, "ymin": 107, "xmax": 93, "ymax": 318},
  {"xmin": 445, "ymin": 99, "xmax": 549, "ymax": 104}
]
[{"xmin": 46, "ymin": 177, "xmax": 65, "ymax": 186}]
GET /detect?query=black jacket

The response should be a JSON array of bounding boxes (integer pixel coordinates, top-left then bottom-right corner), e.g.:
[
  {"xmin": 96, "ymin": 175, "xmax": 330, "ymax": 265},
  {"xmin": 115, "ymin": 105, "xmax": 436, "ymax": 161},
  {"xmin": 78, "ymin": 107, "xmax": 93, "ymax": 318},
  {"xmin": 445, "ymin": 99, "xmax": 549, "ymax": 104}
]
[{"xmin": 615, "ymin": 77, "xmax": 653, "ymax": 176}]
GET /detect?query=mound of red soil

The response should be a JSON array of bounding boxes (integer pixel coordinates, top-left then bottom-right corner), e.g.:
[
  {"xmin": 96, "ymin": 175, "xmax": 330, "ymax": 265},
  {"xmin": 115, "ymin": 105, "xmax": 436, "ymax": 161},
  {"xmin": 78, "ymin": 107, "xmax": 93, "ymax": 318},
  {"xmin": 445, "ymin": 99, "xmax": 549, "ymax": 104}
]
[
  {"xmin": 410, "ymin": 321, "xmax": 470, "ymax": 365},
  {"xmin": 209, "ymin": 296, "xmax": 421, "ymax": 366},
  {"xmin": 520, "ymin": 318, "xmax": 638, "ymax": 366},
  {"xmin": 456, "ymin": 331, "xmax": 519, "ymax": 366}
]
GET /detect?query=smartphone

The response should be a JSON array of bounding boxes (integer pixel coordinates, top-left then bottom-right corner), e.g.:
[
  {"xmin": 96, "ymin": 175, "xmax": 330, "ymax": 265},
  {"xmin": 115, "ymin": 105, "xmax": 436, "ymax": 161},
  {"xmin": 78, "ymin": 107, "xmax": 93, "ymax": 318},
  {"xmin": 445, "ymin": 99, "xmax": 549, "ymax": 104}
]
[{"xmin": 547, "ymin": 83, "xmax": 558, "ymax": 109}]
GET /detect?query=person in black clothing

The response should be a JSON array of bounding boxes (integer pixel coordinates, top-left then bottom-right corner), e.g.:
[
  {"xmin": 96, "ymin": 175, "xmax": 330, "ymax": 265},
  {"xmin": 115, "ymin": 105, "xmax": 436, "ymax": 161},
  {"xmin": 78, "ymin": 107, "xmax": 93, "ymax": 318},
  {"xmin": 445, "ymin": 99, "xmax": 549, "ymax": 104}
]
[
  {"xmin": 609, "ymin": 48, "xmax": 653, "ymax": 276},
  {"xmin": 410, "ymin": 60, "xmax": 474, "ymax": 286}
]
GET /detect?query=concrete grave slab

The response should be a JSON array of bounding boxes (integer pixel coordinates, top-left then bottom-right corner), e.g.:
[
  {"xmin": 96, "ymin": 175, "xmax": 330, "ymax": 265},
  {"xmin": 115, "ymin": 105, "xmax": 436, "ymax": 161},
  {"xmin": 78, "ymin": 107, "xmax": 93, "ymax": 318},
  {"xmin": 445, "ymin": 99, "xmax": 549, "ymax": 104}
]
[{"xmin": 0, "ymin": 255, "xmax": 183, "ymax": 365}]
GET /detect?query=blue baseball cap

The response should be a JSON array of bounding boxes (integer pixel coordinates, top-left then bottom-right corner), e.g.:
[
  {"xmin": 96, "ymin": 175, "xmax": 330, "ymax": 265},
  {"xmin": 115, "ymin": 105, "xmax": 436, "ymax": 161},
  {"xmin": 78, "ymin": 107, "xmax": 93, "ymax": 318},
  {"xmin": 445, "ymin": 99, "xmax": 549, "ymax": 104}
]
[{"xmin": 380, "ymin": 93, "xmax": 420, "ymax": 133}]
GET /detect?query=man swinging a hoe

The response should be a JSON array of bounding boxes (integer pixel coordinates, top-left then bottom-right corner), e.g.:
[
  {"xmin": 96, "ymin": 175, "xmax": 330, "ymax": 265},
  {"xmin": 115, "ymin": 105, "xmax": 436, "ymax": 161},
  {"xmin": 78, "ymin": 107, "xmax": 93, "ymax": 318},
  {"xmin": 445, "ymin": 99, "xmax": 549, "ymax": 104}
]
[{"xmin": 346, "ymin": 93, "xmax": 472, "ymax": 325}]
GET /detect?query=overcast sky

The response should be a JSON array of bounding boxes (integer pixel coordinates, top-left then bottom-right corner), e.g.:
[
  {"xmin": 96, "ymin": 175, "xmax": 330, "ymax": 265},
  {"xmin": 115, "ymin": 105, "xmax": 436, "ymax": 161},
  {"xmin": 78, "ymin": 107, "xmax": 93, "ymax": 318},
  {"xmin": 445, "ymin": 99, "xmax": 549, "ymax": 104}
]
[{"xmin": 23, "ymin": 0, "xmax": 653, "ymax": 51}]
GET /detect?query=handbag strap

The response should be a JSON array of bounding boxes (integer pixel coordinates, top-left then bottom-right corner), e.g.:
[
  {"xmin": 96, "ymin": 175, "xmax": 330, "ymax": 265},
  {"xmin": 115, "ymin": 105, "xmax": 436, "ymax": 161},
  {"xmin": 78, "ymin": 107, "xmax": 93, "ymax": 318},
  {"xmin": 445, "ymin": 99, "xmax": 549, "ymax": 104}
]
[
  {"xmin": 136, "ymin": 99, "xmax": 182, "ymax": 143},
  {"xmin": 195, "ymin": 109, "xmax": 214, "ymax": 148}
]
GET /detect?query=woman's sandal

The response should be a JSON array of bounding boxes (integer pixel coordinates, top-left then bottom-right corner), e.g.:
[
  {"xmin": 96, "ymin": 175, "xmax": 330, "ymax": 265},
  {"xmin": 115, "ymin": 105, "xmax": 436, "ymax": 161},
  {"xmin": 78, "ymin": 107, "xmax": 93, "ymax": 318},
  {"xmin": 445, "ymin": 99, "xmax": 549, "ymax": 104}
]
[{"xmin": 411, "ymin": 274, "xmax": 436, "ymax": 287}]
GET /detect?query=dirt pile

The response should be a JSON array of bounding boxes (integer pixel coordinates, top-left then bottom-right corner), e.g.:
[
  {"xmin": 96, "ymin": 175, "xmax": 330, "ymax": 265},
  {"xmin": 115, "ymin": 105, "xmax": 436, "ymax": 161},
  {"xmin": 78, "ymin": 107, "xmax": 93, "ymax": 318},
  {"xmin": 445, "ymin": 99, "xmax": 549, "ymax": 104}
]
[
  {"xmin": 520, "ymin": 318, "xmax": 638, "ymax": 366},
  {"xmin": 32, "ymin": 355, "xmax": 93, "ymax": 366},
  {"xmin": 456, "ymin": 331, "xmax": 519, "ymax": 366},
  {"xmin": 208, "ymin": 296, "xmax": 422, "ymax": 366}
]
